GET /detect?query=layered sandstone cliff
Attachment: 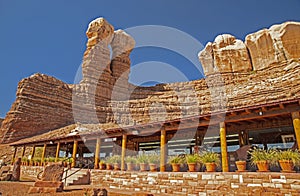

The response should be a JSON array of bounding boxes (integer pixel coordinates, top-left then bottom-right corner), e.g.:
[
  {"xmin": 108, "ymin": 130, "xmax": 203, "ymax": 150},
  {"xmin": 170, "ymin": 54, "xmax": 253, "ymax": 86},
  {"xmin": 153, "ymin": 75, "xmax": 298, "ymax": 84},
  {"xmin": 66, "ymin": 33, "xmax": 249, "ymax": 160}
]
[
  {"xmin": 1, "ymin": 19, "xmax": 299, "ymax": 144},
  {"xmin": 0, "ymin": 74, "xmax": 74, "ymax": 143},
  {"xmin": 198, "ymin": 21, "xmax": 300, "ymax": 75}
]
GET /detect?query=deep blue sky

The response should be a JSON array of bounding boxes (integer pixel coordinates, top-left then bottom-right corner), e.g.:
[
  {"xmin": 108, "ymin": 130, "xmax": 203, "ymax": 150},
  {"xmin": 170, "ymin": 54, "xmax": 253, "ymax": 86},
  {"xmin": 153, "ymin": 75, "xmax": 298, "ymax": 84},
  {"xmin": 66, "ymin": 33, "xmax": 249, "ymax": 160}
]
[{"xmin": 0, "ymin": 0, "xmax": 299, "ymax": 118}]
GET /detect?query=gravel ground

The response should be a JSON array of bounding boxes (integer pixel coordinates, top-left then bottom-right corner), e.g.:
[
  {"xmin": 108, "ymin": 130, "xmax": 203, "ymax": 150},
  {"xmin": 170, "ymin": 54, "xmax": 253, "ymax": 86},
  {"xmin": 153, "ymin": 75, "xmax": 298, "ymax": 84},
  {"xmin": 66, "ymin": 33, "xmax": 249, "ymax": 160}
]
[{"xmin": 0, "ymin": 181, "xmax": 86, "ymax": 196}]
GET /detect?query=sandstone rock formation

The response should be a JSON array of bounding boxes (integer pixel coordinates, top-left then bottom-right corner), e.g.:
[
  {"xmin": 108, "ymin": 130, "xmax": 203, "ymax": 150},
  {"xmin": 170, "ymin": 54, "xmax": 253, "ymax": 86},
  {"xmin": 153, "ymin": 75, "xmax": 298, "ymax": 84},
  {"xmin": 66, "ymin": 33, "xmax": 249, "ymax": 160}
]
[
  {"xmin": 0, "ymin": 74, "xmax": 74, "ymax": 143},
  {"xmin": 199, "ymin": 34, "xmax": 252, "ymax": 75},
  {"xmin": 1, "ymin": 19, "xmax": 300, "ymax": 144},
  {"xmin": 1, "ymin": 17, "xmax": 136, "ymax": 143},
  {"xmin": 199, "ymin": 21, "xmax": 300, "ymax": 75},
  {"xmin": 245, "ymin": 21, "xmax": 300, "ymax": 70}
]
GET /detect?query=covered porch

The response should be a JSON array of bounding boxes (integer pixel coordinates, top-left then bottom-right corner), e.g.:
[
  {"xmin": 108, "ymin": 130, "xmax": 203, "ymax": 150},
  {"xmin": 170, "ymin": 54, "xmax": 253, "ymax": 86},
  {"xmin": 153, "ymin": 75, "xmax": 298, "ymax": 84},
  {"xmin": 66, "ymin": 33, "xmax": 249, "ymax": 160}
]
[{"xmin": 10, "ymin": 100, "xmax": 300, "ymax": 172}]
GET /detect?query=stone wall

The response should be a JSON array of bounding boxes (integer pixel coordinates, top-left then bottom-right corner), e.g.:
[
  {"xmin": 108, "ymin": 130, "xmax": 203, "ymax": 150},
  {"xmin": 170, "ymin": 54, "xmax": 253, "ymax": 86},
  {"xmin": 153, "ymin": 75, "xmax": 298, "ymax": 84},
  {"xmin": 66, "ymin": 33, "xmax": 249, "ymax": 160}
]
[
  {"xmin": 21, "ymin": 166, "xmax": 43, "ymax": 180},
  {"xmin": 19, "ymin": 166, "xmax": 300, "ymax": 195},
  {"xmin": 91, "ymin": 170, "xmax": 300, "ymax": 195}
]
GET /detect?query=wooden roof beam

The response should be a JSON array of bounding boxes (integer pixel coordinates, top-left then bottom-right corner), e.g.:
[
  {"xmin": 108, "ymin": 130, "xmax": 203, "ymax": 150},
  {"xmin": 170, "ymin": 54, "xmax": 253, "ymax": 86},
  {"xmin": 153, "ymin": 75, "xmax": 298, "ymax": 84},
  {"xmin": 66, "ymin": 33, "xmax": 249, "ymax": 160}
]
[{"xmin": 279, "ymin": 103, "xmax": 285, "ymax": 109}]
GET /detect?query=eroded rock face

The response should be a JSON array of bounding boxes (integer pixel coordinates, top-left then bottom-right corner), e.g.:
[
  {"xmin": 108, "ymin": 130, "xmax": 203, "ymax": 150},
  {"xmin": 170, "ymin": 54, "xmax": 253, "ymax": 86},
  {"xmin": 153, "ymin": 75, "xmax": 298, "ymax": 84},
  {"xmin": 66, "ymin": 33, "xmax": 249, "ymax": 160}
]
[
  {"xmin": 199, "ymin": 34, "xmax": 252, "ymax": 75},
  {"xmin": 110, "ymin": 30, "xmax": 135, "ymax": 101},
  {"xmin": 0, "ymin": 74, "xmax": 74, "ymax": 143},
  {"xmin": 199, "ymin": 21, "xmax": 300, "ymax": 75},
  {"xmin": 246, "ymin": 21, "xmax": 300, "ymax": 70},
  {"xmin": 84, "ymin": 18, "xmax": 114, "ymax": 57}
]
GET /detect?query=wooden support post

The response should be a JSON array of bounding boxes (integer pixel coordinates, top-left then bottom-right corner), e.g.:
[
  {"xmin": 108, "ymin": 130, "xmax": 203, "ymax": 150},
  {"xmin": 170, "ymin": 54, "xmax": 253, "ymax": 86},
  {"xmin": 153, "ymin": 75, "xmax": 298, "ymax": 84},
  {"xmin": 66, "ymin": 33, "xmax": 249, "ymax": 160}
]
[
  {"xmin": 30, "ymin": 145, "xmax": 36, "ymax": 160},
  {"xmin": 94, "ymin": 138, "xmax": 101, "ymax": 169},
  {"xmin": 121, "ymin": 134, "xmax": 127, "ymax": 171},
  {"xmin": 55, "ymin": 142, "xmax": 61, "ymax": 162},
  {"xmin": 160, "ymin": 128, "xmax": 167, "ymax": 172},
  {"xmin": 41, "ymin": 143, "xmax": 47, "ymax": 164},
  {"xmin": 21, "ymin": 146, "xmax": 26, "ymax": 157},
  {"xmin": 292, "ymin": 112, "xmax": 300, "ymax": 150},
  {"xmin": 11, "ymin": 147, "xmax": 17, "ymax": 165},
  {"xmin": 72, "ymin": 140, "xmax": 78, "ymax": 168},
  {"xmin": 220, "ymin": 122, "xmax": 229, "ymax": 172}
]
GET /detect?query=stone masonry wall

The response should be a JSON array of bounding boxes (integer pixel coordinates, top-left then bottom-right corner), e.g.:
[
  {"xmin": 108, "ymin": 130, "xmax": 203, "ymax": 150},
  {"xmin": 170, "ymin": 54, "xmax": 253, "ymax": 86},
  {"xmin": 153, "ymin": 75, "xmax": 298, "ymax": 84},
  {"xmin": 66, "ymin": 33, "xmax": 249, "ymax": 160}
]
[
  {"xmin": 21, "ymin": 166, "xmax": 43, "ymax": 180},
  {"xmin": 91, "ymin": 170, "xmax": 300, "ymax": 195}
]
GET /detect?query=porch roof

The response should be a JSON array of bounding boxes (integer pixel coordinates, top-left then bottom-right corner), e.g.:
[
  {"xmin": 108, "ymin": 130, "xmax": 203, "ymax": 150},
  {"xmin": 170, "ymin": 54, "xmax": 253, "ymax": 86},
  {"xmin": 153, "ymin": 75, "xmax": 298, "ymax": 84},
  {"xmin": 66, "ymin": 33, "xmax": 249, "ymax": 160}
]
[{"xmin": 10, "ymin": 98, "xmax": 300, "ymax": 147}]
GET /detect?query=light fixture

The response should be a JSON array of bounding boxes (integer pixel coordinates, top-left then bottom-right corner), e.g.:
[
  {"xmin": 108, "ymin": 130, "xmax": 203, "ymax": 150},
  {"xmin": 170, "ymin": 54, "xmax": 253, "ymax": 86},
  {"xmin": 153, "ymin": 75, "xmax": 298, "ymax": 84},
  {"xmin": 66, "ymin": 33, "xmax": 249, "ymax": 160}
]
[
  {"xmin": 258, "ymin": 109, "xmax": 263, "ymax": 116},
  {"xmin": 49, "ymin": 141, "xmax": 53, "ymax": 144},
  {"xmin": 132, "ymin": 130, "xmax": 139, "ymax": 135}
]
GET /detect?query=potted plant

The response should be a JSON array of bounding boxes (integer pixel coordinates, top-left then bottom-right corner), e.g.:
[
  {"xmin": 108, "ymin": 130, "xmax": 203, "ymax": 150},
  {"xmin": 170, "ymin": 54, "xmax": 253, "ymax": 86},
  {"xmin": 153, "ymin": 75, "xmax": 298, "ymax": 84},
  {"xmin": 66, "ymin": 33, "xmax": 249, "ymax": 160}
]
[
  {"xmin": 199, "ymin": 151, "xmax": 220, "ymax": 172},
  {"xmin": 186, "ymin": 154, "xmax": 200, "ymax": 172},
  {"xmin": 61, "ymin": 158, "xmax": 68, "ymax": 167},
  {"xmin": 249, "ymin": 148, "xmax": 276, "ymax": 172},
  {"xmin": 21, "ymin": 157, "xmax": 28, "ymax": 166},
  {"xmin": 106, "ymin": 155, "xmax": 121, "ymax": 170},
  {"xmin": 33, "ymin": 157, "xmax": 41, "ymax": 166},
  {"xmin": 125, "ymin": 156, "xmax": 137, "ymax": 171},
  {"xmin": 235, "ymin": 159, "xmax": 247, "ymax": 172},
  {"xmin": 148, "ymin": 154, "xmax": 160, "ymax": 172},
  {"xmin": 67, "ymin": 157, "xmax": 74, "ymax": 168},
  {"xmin": 99, "ymin": 160, "xmax": 106, "ymax": 170},
  {"xmin": 105, "ymin": 157, "xmax": 113, "ymax": 170},
  {"xmin": 137, "ymin": 154, "xmax": 148, "ymax": 171},
  {"xmin": 168, "ymin": 156, "xmax": 184, "ymax": 172},
  {"xmin": 275, "ymin": 149, "xmax": 300, "ymax": 172}
]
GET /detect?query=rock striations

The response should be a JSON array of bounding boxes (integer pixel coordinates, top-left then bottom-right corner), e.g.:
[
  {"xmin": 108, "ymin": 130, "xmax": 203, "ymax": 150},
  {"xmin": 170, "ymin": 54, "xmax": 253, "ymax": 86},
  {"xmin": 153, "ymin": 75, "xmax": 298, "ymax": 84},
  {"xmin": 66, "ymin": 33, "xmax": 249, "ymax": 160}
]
[
  {"xmin": 0, "ymin": 74, "xmax": 74, "ymax": 143},
  {"xmin": 198, "ymin": 21, "xmax": 300, "ymax": 75},
  {"xmin": 1, "ymin": 19, "xmax": 300, "ymax": 143}
]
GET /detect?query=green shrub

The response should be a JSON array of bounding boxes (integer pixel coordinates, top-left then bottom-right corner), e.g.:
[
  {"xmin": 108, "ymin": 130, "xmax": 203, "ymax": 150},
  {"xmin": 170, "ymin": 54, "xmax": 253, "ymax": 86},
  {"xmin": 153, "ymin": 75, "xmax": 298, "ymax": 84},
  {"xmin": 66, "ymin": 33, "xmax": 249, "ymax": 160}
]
[
  {"xmin": 148, "ymin": 153, "xmax": 160, "ymax": 164},
  {"xmin": 198, "ymin": 151, "xmax": 220, "ymax": 166},
  {"xmin": 248, "ymin": 148, "xmax": 276, "ymax": 166},
  {"xmin": 106, "ymin": 155, "xmax": 121, "ymax": 164},
  {"xmin": 275, "ymin": 149, "xmax": 300, "ymax": 166},
  {"xmin": 125, "ymin": 156, "xmax": 137, "ymax": 164},
  {"xmin": 168, "ymin": 156, "xmax": 185, "ymax": 164},
  {"xmin": 137, "ymin": 154, "xmax": 148, "ymax": 164},
  {"xmin": 186, "ymin": 154, "xmax": 200, "ymax": 164}
]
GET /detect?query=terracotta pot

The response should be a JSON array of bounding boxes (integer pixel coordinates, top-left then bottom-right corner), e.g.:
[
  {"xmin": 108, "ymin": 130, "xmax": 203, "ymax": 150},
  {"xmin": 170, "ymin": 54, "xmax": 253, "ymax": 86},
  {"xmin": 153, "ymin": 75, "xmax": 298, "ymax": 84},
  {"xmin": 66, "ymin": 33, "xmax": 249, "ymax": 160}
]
[
  {"xmin": 63, "ymin": 162, "xmax": 68, "ymax": 167},
  {"xmin": 205, "ymin": 163, "xmax": 216, "ymax": 172},
  {"xmin": 126, "ymin": 163, "xmax": 135, "ymax": 171},
  {"xmin": 134, "ymin": 164, "xmax": 139, "ymax": 171},
  {"xmin": 99, "ymin": 163, "xmax": 106, "ymax": 170},
  {"xmin": 256, "ymin": 161, "xmax": 269, "ymax": 172},
  {"xmin": 139, "ymin": 163, "xmax": 148, "ymax": 171},
  {"xmin": 279, "ymin": 160, "xmax": 294, "ymax": 172},
  {"xmin": 188, "ymin": 163, "xmax": 196, "ymax": 172},
  {"xmin": 171, "ymin": 163, "xmax": 180, "ymax": 172},
  {"xmin": 106, "ymin": 163, "xmax": 113, "ymax": 170},
  {"xmin": 113, "ymin": 163, "xmax": 121, "ymax": 170},
  {"xmin": 236, "ymin": 161, "xmax": 246, "ymax": 171},
  {"xmin": 149, "ymin": 164, "xmax": 157, "ymax": 172}
]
